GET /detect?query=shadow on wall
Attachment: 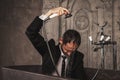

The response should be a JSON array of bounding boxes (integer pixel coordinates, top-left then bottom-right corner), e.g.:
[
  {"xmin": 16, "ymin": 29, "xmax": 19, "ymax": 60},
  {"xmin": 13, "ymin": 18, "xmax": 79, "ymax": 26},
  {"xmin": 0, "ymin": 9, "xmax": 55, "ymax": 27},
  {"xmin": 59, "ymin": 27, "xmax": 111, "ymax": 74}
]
[{"xmin": 0, "ymin": 0, "xmax": 43, "ymax": 66}]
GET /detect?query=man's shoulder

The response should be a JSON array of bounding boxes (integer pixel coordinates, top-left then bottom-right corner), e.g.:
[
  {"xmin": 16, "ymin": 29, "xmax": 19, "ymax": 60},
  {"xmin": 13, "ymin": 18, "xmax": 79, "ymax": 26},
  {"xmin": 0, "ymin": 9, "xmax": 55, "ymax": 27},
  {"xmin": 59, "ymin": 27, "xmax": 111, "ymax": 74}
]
[
  {"xmin": 48, "ymin": 39, "xmax": 56, "ymax": 45},
  {"xmin": 74, "ymin": 50, "xmax": 84, "ymax": 58}
]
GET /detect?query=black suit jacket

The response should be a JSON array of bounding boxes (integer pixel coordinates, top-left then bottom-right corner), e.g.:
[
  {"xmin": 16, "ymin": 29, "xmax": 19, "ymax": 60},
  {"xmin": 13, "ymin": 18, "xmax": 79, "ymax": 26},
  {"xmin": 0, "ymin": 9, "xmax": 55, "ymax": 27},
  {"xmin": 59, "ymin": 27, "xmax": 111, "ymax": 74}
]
[{"xmin": 25, "ymin": 16, "xmax": 87, "ymax": 80}]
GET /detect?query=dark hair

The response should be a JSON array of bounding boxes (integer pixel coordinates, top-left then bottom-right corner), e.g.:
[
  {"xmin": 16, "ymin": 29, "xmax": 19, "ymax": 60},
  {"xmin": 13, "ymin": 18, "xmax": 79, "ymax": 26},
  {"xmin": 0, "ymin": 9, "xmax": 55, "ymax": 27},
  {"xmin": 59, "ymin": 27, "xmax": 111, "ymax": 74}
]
[{"xmin": 62, "ymin": 29, "xmax": 81, "ymax": 46}]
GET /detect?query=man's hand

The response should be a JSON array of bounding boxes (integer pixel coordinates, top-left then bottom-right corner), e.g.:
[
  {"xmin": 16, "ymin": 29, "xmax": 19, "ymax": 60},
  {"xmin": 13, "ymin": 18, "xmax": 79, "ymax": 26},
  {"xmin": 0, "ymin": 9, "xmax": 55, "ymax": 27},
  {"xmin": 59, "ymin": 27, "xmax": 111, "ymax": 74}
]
[{"xmin": 45, "ymin": 7, "xmax": 70, "ymax": 18}]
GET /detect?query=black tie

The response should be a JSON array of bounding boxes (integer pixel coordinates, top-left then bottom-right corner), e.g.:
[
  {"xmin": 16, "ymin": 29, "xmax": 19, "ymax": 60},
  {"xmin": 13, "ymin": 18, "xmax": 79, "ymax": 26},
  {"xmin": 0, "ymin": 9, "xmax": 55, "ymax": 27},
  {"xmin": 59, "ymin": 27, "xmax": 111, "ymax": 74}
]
[{"xmin": 61, "ymin": 56, "xmax": 66, "ymax": 77}]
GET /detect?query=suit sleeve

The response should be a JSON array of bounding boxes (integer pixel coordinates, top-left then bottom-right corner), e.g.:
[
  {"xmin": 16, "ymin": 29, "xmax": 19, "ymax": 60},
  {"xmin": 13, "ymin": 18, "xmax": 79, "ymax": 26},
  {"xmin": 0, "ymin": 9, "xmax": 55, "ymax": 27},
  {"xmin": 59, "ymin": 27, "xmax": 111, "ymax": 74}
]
[{"xmin": 25, "ymin": 16, "xmax": 47, "ymax": 56}]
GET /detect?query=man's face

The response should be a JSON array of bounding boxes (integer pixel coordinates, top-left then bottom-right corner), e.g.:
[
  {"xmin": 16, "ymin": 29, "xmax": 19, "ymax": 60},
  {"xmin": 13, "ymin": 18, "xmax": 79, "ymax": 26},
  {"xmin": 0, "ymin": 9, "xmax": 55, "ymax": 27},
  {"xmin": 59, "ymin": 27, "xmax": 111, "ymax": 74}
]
[{"xmin": 61, "ymin": 41, "xmax": 78, "ymax": 56}]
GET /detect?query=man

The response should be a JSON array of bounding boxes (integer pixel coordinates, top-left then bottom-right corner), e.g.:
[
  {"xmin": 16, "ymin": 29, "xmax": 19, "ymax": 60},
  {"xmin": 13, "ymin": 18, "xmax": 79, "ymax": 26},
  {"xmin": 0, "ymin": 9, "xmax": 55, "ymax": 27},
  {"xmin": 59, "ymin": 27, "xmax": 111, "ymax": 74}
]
[{"xmin": 25, "ymin": 7, "xmax": 87, "ymax": 80}]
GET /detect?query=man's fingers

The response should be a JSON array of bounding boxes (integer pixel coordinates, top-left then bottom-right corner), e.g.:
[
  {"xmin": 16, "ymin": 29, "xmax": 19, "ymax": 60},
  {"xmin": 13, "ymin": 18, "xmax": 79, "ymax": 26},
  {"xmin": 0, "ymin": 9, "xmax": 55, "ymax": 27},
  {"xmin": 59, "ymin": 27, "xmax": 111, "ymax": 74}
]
[
  {"xmin": 60, "ymin": 10, "xmax": 64, "ymax": 15},
  {"xmin": 62, "ymin": 8, "xmax": 70, "ymax": 14}
]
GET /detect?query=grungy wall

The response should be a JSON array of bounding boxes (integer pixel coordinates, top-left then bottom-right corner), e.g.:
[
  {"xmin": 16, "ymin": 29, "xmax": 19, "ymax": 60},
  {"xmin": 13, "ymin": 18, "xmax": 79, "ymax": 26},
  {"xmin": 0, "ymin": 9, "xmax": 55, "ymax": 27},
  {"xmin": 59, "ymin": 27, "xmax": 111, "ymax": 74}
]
[
  {"xmin": 0, "ymin": 0, "xmax": 43, "ymax": 66},
  {"xmin": 41, "ymin": 0, "xmax": 120, "ymax": 70}
]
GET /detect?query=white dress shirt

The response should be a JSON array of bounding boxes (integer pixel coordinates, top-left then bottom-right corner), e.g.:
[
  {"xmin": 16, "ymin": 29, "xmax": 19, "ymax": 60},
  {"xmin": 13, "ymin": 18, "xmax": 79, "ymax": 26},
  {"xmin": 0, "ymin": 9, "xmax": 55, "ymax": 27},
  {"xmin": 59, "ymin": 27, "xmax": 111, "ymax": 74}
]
[{"xmin": 52, "ymin": 45, "xmax": 68, "ymax": 77}]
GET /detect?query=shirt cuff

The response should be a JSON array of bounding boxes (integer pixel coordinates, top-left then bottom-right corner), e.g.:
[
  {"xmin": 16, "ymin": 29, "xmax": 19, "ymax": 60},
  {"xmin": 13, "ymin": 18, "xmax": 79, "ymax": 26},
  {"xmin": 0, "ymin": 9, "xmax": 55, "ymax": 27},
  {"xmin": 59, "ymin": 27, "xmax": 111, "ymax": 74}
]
[{"xmin": 39, "ymin": 14, "xmax": 48, "ymax": 21}]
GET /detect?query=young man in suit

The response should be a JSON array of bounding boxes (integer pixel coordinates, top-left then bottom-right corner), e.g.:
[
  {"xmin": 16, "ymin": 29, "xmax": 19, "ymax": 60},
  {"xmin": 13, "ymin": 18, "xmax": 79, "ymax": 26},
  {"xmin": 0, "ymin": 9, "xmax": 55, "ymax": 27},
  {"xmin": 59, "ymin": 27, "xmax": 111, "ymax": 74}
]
[{"xmin": 26, "ymin": 7, "xmax": 87, "ymax": 80}]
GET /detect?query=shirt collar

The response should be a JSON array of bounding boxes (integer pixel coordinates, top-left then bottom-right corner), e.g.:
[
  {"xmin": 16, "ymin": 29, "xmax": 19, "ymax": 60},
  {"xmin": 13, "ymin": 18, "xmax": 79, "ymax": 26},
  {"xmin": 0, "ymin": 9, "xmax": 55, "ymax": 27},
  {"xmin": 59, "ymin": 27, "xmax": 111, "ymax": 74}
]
[{"xmin": 59, "ymin": 45, "xmax": 65, "ymax": 56}]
